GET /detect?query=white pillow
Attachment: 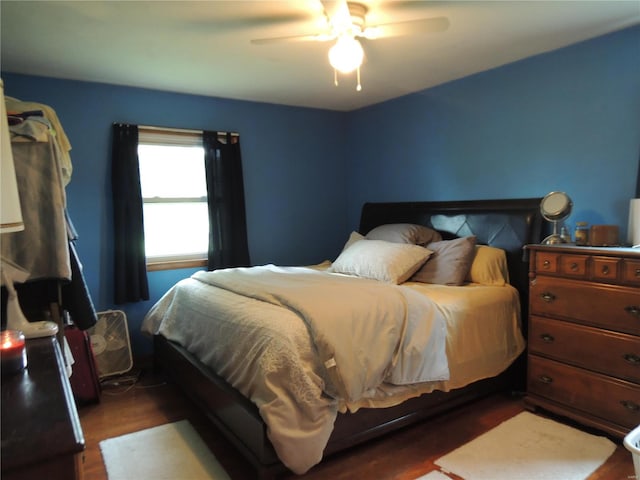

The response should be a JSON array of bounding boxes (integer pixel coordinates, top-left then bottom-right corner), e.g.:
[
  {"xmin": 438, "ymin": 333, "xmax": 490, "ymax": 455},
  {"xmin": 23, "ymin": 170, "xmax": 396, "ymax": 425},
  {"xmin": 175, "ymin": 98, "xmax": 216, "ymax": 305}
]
[
  {"xmin": 366, "ymin": 223, "xmax": 442, "ymax": 246},
  {"xmin": 330, "ymin": 239, "xmax": 432, "ymax": 284},
  {"xmin": 466, "ymin": 245, "xmax": 509, "ymax": 286},
  {"xmin": 339, "ymin": 231, "xmax": 365, "ymax": 253}
]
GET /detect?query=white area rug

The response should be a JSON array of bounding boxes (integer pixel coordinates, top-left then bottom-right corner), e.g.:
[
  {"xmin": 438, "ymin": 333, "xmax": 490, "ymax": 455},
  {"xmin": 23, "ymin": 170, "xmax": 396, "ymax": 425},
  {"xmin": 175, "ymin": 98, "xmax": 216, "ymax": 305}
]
[
  {"xmin": 414, "ymin": 471, "xmax": 454, "ymax": 480},
  {"xmin": 100, "ymin": 420, "xmax": 231, "ymax": 480},
  {"xmin": 434, "ymin": 411, "xmax": 616, "ymax": 480}
]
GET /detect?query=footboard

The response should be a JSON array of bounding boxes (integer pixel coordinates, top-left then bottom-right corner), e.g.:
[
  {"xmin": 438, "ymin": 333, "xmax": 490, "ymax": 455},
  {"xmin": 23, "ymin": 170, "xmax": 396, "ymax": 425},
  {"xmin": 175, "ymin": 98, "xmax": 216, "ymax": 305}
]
[
  {"xmin": 154, "ymin": 335, "xmax": 287, "ymax": 478},
  {"xmin": 155, "ymin": 334, "xmax": 518, "ymax": 478}
]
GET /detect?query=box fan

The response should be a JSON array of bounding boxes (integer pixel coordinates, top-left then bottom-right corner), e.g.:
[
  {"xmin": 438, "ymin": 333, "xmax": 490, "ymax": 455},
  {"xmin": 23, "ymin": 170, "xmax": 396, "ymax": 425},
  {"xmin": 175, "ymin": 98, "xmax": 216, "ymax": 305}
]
[{"xmin": 87, "ymin": 310, "xmax": 133, "ymax": 379}]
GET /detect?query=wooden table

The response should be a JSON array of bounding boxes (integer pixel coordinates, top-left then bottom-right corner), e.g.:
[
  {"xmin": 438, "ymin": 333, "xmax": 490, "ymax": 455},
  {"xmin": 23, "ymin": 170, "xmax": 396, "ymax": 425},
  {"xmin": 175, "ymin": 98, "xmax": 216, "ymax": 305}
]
[{"xmin": 1, "ymin": 336, "xmax": 85, "ymax": 480}]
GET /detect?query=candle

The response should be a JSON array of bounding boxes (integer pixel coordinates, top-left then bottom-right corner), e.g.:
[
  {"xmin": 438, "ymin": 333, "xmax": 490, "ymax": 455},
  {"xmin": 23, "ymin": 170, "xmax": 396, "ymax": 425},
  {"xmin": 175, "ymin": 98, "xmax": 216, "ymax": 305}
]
[{"xmin": 1, "ymin": 330, "xmax": 27, "ymax": 374}]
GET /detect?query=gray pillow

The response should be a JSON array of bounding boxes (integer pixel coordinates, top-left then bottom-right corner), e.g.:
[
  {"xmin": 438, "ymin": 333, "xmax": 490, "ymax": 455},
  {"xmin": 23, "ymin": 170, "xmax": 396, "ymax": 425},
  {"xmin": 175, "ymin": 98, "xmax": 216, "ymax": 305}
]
[
  {"xmin": 411, "ymin": 236, "xmax": 477, "ymax": 285},
  {"xmin": 366, "ymin": 223, "xmax": 442, "ymax": 246}
]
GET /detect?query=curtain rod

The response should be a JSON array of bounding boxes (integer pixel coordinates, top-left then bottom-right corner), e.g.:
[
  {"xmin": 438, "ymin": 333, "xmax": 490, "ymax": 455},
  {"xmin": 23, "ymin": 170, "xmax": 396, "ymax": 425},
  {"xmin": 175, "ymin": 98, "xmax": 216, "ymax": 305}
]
[{"xmin": 118, "ymin": 123, "xmax": 239, "ymax": 137}]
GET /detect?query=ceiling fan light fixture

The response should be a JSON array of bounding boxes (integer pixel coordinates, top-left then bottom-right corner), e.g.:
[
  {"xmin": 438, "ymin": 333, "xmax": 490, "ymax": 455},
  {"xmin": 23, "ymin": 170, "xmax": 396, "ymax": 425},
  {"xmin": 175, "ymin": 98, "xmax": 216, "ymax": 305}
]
[
  {"xmin": 328, "ymin": 35, "xmax": 363, "ymax": 74},
  {"xmin": 361, "ymin": 26, "xmax": 380, "ymax": 39}
]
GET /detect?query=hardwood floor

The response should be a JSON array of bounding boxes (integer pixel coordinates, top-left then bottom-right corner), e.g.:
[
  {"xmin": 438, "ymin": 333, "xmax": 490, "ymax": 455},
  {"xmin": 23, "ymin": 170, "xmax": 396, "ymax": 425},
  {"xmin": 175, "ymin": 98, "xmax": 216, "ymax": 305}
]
[{"xmin": 78, "ymin": 370, "xmax": 635, "ymax": 480}]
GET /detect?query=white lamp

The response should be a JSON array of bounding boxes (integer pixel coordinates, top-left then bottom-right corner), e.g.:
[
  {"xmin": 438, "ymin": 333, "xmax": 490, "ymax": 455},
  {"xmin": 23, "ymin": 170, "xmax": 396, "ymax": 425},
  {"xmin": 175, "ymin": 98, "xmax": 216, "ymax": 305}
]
[
  {"xmin": 329, "ymin": 35, "xmax": 364, "ymax": 73},
  {"xmin": 1, "ymin": 79, "xmax": 58, "ymax": 338},
  {"xmin": 1, "ymin": 80, "xmax": 23, "ymax": 233},
  {"xmin": 328, "ymin": 35, "xmax": 363, "ymax": 91},
  {"xmin": 628, "ymin": 198, "xmax": 640, "ymax": 248}
]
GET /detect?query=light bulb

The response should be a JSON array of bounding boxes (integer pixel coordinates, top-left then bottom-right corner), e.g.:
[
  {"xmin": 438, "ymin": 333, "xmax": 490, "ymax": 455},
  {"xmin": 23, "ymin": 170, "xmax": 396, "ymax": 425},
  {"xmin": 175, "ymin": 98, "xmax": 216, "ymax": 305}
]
[{"xmin": 328, "ymin": 35, "xmax": 363, "ymax": 74}]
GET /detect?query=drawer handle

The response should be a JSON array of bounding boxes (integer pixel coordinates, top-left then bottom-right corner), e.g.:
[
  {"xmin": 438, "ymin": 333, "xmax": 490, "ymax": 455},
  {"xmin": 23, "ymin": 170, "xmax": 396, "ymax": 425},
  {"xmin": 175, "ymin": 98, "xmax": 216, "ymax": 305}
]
[
  {"xmin": 540, "ymin": 333, "xmax": 555, "ymax": 343},
  {"xmin": 538, "ymin": 375, "xmax": 553, "ymax": 384},
  {"xmin": 620, "ymin": 400, "xmax": 640, "ymax": 412},
  {"xmin": 570, "ymin": 262, "xmax": 579, "ymax": 272},
  {"xmin": 623, "ymin": 353, "xmax": 640, "ymax": 366},
  {"xmin": 543, "ymin": 260, "xmax": 551, "ymax": 269},
  {"xmin": 601, "ymin": 265, "xmax": 610, "ymax": 275},
  {"xmin": 540, "ymin": 292, "xmax": 556, "ymax": 303},
  {"xmin": 636, "ymin": 268, "xmax": 640, "ymax": 278},
  {"xmin": 625, "ymin": 306, "xmax": 640, "ymax": 318}
]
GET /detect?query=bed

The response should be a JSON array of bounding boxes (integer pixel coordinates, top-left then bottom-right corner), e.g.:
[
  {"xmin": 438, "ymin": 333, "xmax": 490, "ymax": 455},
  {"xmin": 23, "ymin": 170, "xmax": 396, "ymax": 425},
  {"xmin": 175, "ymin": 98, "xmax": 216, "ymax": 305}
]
[{"xmin": 143, "ymin": 198, "xmax": 544, "ymax": 479}]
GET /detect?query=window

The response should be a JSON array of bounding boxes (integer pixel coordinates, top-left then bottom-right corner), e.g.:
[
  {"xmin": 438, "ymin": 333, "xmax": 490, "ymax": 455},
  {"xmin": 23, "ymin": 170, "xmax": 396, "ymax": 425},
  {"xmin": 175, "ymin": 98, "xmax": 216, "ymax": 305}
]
[{"xmin": 138, "ymin": 127, "xmax": 208, "ymax": 270}]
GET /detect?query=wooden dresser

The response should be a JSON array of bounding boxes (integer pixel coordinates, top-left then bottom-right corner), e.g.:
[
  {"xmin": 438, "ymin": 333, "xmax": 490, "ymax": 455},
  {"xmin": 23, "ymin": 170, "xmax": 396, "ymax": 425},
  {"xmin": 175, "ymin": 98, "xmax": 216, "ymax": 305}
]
[
  {"xmin": 1, "ymin": 336, "xmax": 85, "ymax": 480},
  {"xmin": 524, "ymin": 244, "xmax": 640, "ymax": 438}
]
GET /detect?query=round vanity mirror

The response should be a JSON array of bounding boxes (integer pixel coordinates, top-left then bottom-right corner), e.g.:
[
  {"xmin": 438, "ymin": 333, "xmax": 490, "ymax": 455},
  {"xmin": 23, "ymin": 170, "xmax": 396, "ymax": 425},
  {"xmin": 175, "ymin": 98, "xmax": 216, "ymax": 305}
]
[{"xmin": 540, "ymin": 191, "xmax": 573, "ymax": 244}]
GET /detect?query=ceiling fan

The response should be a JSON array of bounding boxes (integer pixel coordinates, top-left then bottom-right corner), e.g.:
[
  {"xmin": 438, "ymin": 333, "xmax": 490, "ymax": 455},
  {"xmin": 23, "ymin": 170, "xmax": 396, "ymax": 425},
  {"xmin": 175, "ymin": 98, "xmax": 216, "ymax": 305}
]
[{"xmin": 250, "ymin": 1, "xmax": 450, "ymax": 91}]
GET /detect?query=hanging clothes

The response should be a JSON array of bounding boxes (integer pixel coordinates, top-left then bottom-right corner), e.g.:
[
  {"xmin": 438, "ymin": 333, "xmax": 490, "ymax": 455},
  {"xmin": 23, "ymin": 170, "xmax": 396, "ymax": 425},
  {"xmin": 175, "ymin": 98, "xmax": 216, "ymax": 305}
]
[
  {"xmin": 5, "ymin": 96, "xmax": 73, "ymax": 185},
  {"xmin": 2, "ymin": 133, "xmax": 71, "ymax": 280}
]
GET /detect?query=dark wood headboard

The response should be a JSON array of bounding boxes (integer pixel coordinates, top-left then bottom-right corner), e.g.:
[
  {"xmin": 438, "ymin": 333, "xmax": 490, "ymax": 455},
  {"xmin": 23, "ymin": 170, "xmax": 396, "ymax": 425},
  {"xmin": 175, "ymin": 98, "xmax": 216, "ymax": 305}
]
[{"xmin": 359, "ymin": 198, "xmax": 545, "ymax": 326}]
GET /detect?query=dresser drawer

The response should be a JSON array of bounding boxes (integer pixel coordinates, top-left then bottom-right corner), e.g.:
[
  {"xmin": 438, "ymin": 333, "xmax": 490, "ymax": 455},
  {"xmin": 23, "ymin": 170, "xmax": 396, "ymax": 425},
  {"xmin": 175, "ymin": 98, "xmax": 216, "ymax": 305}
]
[
  {"xmin": 530, "ymin": 276, "xmax": 640, "ymax": 335},
  {"xmin": 591, "ymin": 256, "xmax": 620, "ymax": 283},
  {"xmin": 528, "ymin": 356, "xmax": 640, "ymax": 429},
  {"xmin": 623, "ymin": 259, "xmax": 640, "ymax": 286},
  {"xmin": 536, "ymin": 252, "xmax": 559, "ymax": 274},
  {"xmin": 529, "ymin": 316, "xmax": 640, "ymax": 382},
  {"xmin": 558, "ymin": 254, "xmax": 588, "ymax": 278},
  {"xmin": 536, "ymin": 252, "xmax": 588, "ymax": 278}
]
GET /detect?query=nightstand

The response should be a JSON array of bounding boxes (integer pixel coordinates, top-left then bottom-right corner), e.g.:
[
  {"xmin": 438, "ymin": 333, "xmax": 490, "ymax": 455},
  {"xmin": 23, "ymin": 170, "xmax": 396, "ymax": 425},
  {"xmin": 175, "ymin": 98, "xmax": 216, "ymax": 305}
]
[
  {"xmin": 524, "ymin": 244, "xmax": 640, "ymax": 438},
  {"xmin": 1, "ymin": 336, "xmax": 85, "ymax": 480}
]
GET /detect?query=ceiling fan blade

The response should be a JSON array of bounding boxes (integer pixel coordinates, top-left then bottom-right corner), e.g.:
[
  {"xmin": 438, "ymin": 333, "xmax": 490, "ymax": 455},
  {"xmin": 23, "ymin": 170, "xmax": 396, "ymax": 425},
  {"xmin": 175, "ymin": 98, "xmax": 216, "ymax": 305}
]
[
  {"xmin": 250, "ymin": 33, "xmax": 332, "ymax": 45},
  {"xmin": 187, "ymin": 13, "xmax": 313, "ymax": 34},
  {"xmin": 327, "ymin": 0, "xmax": 352, "ymax": 32},
  {"xmin": 363, "ymin": 16, "xmax": 449, "ymax": 39}
]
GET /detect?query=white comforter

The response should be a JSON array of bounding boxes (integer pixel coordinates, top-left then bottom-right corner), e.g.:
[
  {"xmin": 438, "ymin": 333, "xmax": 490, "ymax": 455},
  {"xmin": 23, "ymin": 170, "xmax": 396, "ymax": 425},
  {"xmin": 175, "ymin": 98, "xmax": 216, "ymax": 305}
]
[
  {"xmin": 143, "ymin": 265, "xmax": 449, "ymax": 473},
  {"xmin": 193, "ymin": 266, "xmax": 450, "ymax": 399}
]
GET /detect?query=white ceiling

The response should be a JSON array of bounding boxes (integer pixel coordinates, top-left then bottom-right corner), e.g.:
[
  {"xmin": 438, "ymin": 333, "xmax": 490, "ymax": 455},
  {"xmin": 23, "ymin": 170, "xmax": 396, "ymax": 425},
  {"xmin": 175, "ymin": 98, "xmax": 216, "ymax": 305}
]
[{"xmin": 1, "ymin": 1, "xmax": 638, "ymax": 112}]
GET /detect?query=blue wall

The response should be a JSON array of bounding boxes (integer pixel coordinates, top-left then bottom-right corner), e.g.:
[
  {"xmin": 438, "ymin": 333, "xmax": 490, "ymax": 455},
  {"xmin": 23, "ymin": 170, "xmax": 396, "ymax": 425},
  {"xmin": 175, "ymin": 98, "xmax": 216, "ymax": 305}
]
[
  {"xmin": 345, "ymin": 26, "xmax": 640, "ymax": 228},
  {"xmin": 2, "ymin": 75, "xmax": 349, "ymax": 355},
  {"xmin": 3, "ymin": 25, "xmax": 639, "ymax": 358}
]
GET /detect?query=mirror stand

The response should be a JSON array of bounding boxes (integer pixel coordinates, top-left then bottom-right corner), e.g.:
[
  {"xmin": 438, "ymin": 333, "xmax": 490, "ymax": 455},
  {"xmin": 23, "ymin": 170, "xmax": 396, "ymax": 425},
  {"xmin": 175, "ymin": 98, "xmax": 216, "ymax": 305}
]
[
  {"xmin": 542, "ymin": 221, "xmax": 564, "ymax": 245},
  {"xmin": 540, "ymin": 191, "xmax": 573, "ymax": 245}
]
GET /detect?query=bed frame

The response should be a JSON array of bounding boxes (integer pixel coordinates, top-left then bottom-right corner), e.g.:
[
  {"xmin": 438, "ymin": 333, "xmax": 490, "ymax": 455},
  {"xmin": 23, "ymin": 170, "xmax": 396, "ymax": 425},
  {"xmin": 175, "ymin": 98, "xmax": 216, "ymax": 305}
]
[{"xmin": 154, "ymin": 197, "xmax": 545, "ymax": 479}]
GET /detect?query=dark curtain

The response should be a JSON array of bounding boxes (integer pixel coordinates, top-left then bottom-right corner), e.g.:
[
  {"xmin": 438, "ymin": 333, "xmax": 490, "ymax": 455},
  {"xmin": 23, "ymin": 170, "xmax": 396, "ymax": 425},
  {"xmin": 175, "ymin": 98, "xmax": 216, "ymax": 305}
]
[
  {"xmin": 111, "ymin": 123, "xmax": 149, "ymax": 304},
  {"xmin": 203, "ymin": 131, "xmax": 250, "ymax": 270}
]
